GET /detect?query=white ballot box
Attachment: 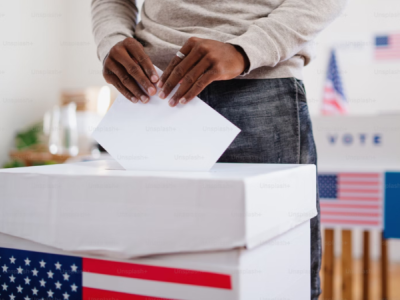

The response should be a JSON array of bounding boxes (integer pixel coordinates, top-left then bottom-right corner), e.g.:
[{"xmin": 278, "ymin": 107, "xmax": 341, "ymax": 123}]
[
  {"xmin": 0, "ymin": 160, "xmax": 316, "ymax": 258},
  {"xmin": 0, "ymin": 161, "xmax": 315, "ymax": 299},
  {"xmin": 0, "ymin": 221, "xmax": 310, "ymax": 300}
]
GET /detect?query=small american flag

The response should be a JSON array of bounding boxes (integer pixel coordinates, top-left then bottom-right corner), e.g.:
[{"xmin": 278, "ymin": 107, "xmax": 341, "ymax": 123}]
[
  {"xmin": 321, "ymin": 50, "xmax": 348, "ymax": 115},
  {"xmin": 0, "ymin": 247, "xmax": 233, "ymax": 300},
  {"xmin": 375, "ymin": 33, "xmax": 400, "ymax": 60},
  {"xmin": 319, "ymin": 173, "xmax": 383, "ymax": 229}
]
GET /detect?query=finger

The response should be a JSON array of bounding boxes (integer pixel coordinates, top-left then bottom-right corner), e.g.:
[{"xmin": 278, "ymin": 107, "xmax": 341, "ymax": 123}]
[
  {"xmin": 114, "ymin": 47, "xmax": 157, "ymax": 97},
  {"xmin": 178, "ymin": 69, "xmax": 215, "ymax": 105},
  {"xmin": 124, "ymin": 39, "xmax": 159, "ymax": 84},
  {"xmin": 106, "ymin": 59, "xmax": 150, "ymax": 103},
  {"xmin": 168, "ymin": 58, "xmax": 211, "ymax": 107},
  {"xmin": 159, "ymin": 50, "xmax": 203, "ymax": 100},
  {"xmin": 178, "ymin": 62, "xmax": 196, "ymax": 84},
  {"xmin": 158, "ymin": 37, "xmax": 197, "ymax": 89},
  {"xmin": 158, "ymin": 56, "xmax": 185, "ymax": 91},
  {"xmin": 103, "ymin": 69, "xmax": 138, "ymax": 103}
]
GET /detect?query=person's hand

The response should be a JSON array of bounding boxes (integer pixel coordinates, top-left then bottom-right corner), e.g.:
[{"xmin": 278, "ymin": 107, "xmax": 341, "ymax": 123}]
[
  {"xmin": 157, "ymin": 37, "xmax": 250, "ymax": 107},
  {"xmin": 103, "ymin": 37, "xmax": 159, "ymax": 103}
]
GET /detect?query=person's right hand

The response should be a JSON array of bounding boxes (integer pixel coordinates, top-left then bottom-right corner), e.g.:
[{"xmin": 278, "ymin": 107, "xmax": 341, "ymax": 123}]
[{"xmin": 103, "ymin": 37, "xmax": 159, "ymax": 103}]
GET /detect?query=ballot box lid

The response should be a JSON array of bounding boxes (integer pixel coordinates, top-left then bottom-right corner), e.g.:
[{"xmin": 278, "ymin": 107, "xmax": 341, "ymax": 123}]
[{"xmin": 0, "ymin": 160, "xmax": 316, "ymax": 258}]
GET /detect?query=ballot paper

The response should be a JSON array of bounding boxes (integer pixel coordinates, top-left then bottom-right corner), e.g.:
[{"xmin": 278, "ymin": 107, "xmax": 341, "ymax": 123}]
[{"xmin": 93, "ymin": 67, "xmax": 240, "ymax": 171}]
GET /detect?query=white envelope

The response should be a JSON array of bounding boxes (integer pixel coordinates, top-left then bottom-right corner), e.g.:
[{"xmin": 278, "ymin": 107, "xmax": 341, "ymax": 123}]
[{"xmin": 93, "ymin": 67, "xmax": 240, "ymax": 171}]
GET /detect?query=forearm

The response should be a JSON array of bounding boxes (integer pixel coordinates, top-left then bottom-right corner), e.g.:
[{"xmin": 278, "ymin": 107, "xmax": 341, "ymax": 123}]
[
  {"xmin": 91, "ymin": 0, "xmax": 138, "ymax": 62},
  {"xmin": 227, "ymin": 0, "xmax": 347, "ymax": 72}
]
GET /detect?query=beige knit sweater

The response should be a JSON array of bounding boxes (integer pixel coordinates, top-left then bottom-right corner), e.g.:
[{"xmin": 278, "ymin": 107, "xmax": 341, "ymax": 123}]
[{"xmin": 91, "ymin": 0, "xmax": 346, "ymax": 79}]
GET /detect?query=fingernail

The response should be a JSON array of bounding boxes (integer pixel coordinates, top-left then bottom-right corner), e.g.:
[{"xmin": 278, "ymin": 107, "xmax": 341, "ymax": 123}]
[
  {"xmin": 148, "ymin": 86, "xmax": 156, "ymax": 96},
  {"xmin": 141, "ymin": 95, "xmax": 149, "ymax": 103},
  {"xmin": 157, "ymin": 81, "xmax": 164, "ymax": 88},
  {"xmin": 151, "ymin": 75, "xmax": 159, "ymax": 83},
  {"xmin": 168, "ymin": 98, "xmax": 175, "ymax": 107},
  {"xmin": 179, "ymin": 98, "xmax": 187, "ymax": 104},
  {"xmin": 131, "ymin": 97, "xmax": 138, "ymax": 103},
  {"xmin": 159, "ymin": 91, "xmax": 165, "ymax": 99}
]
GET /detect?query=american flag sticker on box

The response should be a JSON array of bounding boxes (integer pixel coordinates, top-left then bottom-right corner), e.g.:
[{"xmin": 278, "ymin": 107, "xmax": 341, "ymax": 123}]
[
  {"xmin": 318, "ymin": 172, "xmax": 383, "ymax": 229},
  {"xmin": 0, "ymin": 247, "xmax": 234, "ymax": 300}
]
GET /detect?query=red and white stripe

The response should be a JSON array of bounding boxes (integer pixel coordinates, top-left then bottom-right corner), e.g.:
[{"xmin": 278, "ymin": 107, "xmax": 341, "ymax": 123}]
[
  {"xmin": 375, "ymin": 33, "xmax": 400, "ymax": 60},
  {"xmin": 82, "ymin": 258, "xmax": 235, "ymax": 300},
  {"xmin": 321, "ymin": 81, "xmax": 348, "ymax": 115},
  {"xmin": 321, "ymin": 173, "xmax": 383, "ymax": 229}
]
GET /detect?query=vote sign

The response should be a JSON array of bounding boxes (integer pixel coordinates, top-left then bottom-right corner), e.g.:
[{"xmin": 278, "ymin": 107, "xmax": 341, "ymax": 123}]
[{"xmin": 311, "ymin": 115, "xmax": 400, "ymax": 168}]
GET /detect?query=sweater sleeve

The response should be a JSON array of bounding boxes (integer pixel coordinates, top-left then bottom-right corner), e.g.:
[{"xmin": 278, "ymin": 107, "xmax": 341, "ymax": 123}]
[
  {"xmin": 91, "ymin": 0, "xmax": 138, "ymax": 63},
  {"xmin": 226, "ymin": 0, "xmax": 347, "ymax": 73}
]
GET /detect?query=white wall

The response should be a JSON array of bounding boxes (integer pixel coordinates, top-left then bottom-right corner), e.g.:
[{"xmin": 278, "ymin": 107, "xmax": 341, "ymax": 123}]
[
  {"xmin": 0, "ymin": 0, "xmax": 144, "ymax": 166},
  {"xmin": 304, "ymin": 0, "xmax": 400, "ymax": 115},
  {"xmin": 59, "ymin": 0, "xmax": 104, "ymax": 89},
  {"xmin": 0, "ymin": 0, "xmax": 63, "ymax": 165},
  {"xmin": 0, "ymin": 0, "xmax": 109, "ymax": 166}
]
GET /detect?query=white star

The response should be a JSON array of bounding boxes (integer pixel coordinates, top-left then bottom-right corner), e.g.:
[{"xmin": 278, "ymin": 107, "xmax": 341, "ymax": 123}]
[
  {"xmin": 39, "ymin": 260, "xmax": 46, "ymax": 268},
  {"xmin": 63, "ymin": 273, "xmax": 70, "ymax": 281},
  {"xmin": 47, "ymin": 270, "xmax": 54, "ymax": 279},
  {"xmin": 24, "ymin": 276, "xmax": 31, "ymax": 285},
  {"xmin": 9, "ymin": 294, "xmax": 16, "ymax": 300},
  {"xmin": 32, "ymin": 287, "xmax": 39, "ymax": 295},
  {"xmin": 47, "ymin": 289, "xmax": 54, "ymax": 298},
  {"xmin": 24, "ymin": 258, "xmax": 31, "ymax": 266},
  {"xmin": 24, "ymin": 296, "xmax": 31, "ymax": 300},
  {"xmin": 9, "ymin": 274, "xmax": 16, "ymax": 283},
  {"xmin": 16, "ymin": 285, "xmax": 23, "ymax": 293},
  {"xmin": 71, "ymin": 264, "xmax": 78, "ymax": 272},
  {"xmin": 55, "ymin": 262, "xmax": 62, "ymax": 270},
  {"xmin": 9, "ymin": 256, "xmax": 16, "ymax": 264},
  {"xmin": 2, "ymin": 264, "xmax": 8, "ymax": 272},
  {"xmin": 39, "ymin": 279, "xmax": 46, "ymax": 287},
  {"xmin": 63, "ymin": 292, "xmax": 70, "ymax": 300},
  {"xmin": 1, "ymin": 282, "xmax": 8, "ymax": 290},
  {"xmin": 31, "ymin": 268, "xmax": 39, "ymax": 276},
  {"xmin": 71, "ymin": 283, "xmax": 78, "ymax": 292},
  {"xmin": 17, "ymin": 266, "xmax": 23, "ymax": 274},
  {"xmin": 55, "ymin": 281, "xmax": 62, "ymax": 289}
]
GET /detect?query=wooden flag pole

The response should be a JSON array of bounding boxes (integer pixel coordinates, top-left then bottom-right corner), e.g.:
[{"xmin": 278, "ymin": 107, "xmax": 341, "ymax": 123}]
[
  {"xmin": 323, "ymin": 228, "xmax": 335, "ymax": 300},
  {"xmin": 342, "ymin": 229, "xmax": 353, "ymax": 300},
  {"xmin": 362, "ymin": 231, "xmax": 370, "ymax": 300},
  {"xmin": 381, "ymin": 231, "xmax": 388, "ymax": 300}
]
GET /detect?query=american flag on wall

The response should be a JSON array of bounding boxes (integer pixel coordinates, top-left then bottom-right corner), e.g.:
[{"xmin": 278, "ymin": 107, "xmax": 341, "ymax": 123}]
[
  {"xmin": 321, "ymin": 50, "xmax": 348, "ymax": 115},
  {"xmin": 0, "ymin": 247, "xmax": 233, "ymax": 300},
  {"xmin": 318, "ymin": 173, "xmax": 383, "ymax": 229},
  {"xmin": 375, "ymin": 33, "xmax": 400, "ymax": 60}
]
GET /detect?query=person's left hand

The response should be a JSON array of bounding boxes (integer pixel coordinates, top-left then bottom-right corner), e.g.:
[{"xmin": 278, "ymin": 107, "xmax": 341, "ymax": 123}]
[{"xmin": 157, "ymin": 37, "xmax": 250, "ymax": 107}]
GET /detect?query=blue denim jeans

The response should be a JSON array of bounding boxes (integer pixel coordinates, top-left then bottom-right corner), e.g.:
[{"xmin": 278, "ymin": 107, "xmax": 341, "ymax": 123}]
[{"xmin": 199, "ymin": 78, "xmax": 321, "ymax": 300}]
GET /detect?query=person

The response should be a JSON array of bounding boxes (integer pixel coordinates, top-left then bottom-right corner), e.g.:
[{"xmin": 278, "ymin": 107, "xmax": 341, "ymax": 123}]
[{"xmin": 91, "ymin": 0, "xmax": 346, "ymax": 298}]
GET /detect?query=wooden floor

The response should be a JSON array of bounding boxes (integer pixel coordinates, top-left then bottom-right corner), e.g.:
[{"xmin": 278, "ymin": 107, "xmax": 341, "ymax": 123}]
[{"xmin": 320, "ymin": 258, "xmax": 400, "ymax": 300}]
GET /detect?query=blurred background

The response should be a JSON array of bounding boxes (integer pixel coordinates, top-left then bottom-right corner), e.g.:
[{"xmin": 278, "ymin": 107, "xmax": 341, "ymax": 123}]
[{"xmin": 0, "ymin": 0, "xmax": 399, "ymax": 299}]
